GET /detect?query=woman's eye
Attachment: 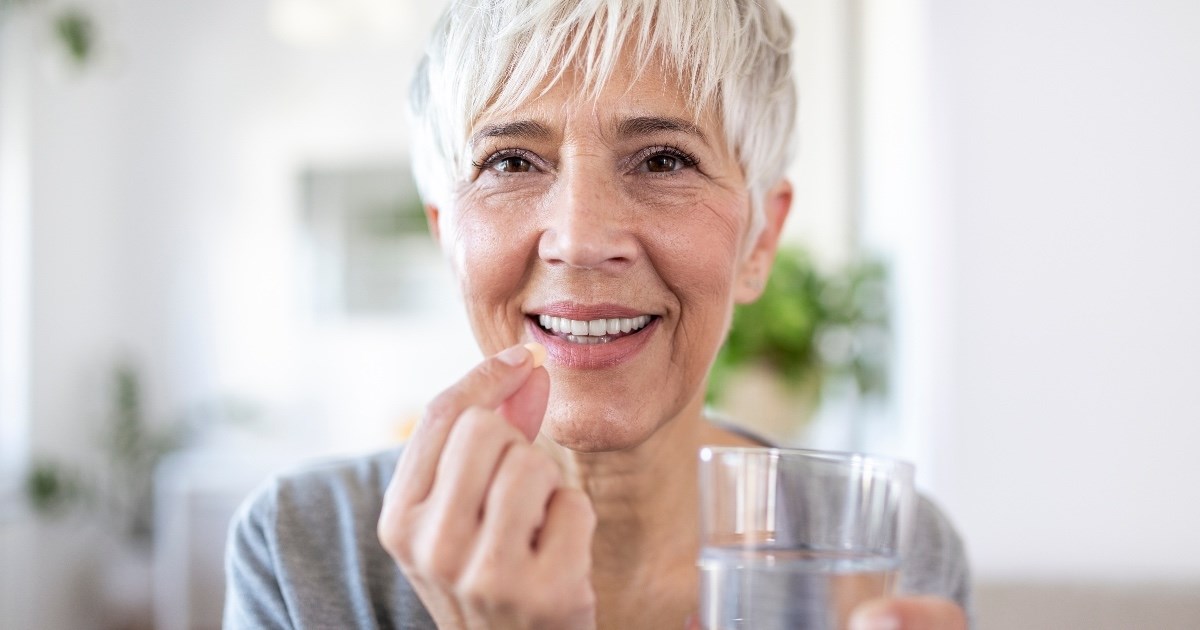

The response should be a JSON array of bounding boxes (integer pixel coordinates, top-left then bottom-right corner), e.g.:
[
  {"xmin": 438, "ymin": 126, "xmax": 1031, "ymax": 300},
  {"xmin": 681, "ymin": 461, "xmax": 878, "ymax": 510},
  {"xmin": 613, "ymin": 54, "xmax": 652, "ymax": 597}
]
[
  {"xmin": 636, "ymin": 148, "xmax": 696, "ymax": 174},
  {"xmin": 493, "ymin": 156, "xmax": 533, "ymax": 173},
  {"xmin": 646, "ymin": 154, "xmax": 681, "ymax": 172},
  {"xmin": 474, "ymin": 150, "xmax": 537, "ymax": 175}
]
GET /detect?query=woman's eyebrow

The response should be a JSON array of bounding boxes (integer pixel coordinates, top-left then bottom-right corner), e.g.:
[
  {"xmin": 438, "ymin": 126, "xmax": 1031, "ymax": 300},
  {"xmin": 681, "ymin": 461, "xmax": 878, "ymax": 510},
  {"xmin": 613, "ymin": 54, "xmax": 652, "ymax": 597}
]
[
  {"xmin": 469, "ymin": 120, "xmax": 554, "ymax": 146},
  {"xmin": 616, "ymin": 116, "xmax": 708, "ymax": 144}
]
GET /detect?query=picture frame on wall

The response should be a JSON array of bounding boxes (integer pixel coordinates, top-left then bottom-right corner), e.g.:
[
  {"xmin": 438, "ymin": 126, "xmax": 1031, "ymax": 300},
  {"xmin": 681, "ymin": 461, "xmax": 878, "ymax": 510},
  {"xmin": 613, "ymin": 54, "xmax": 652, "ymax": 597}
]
[{"xmin": 301, "ymin": 162, "xmax": 442, "ymax": 318}]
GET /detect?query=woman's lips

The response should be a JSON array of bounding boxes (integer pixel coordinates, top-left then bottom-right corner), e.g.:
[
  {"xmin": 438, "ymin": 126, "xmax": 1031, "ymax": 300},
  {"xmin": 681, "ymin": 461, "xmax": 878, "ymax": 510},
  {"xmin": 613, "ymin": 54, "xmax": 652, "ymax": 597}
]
[{"xmin": 526, "ymin": 312, "xmax": 659, "ymax": 368}]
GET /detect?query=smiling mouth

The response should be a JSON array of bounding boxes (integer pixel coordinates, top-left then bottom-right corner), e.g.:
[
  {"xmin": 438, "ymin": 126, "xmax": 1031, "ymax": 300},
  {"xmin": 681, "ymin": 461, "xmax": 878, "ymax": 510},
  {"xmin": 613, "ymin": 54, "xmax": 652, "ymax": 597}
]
[{"xmin": 534, "ymin": 314, "xmax": 654, "ymax": 345}]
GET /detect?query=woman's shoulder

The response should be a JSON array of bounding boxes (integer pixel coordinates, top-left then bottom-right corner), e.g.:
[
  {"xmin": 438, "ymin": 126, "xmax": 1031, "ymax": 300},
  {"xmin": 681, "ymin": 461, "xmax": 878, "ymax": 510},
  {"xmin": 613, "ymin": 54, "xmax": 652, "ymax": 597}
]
[
  {"xmin": 905, "ymin": 494, "xmax": 973, "ymax": 614},
  {"xmin": 230, "ymin": 445, "xmax": 404, "ymax": 553},
  {"xmin": 232, "ymin": 446, "xmax": 405, "ymax": 549},
  {"xmin": 260, "ymin": 447, "xmax": 402, "ymax": 508},
  {"xmin": 225, "ymin": 445, "xmax": 436, "ymax": 628},
  {"xmin": 233, "ymin": 448, "xmax": 388, "ymax": 522}
]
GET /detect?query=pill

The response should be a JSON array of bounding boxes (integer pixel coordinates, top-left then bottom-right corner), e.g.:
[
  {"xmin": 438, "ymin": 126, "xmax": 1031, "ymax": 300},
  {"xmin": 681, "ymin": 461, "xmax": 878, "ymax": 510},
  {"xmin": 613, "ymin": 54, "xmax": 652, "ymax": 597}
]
[{"xmin": 523, "ymin": 342, "xmax": 547, "ymax": 368}]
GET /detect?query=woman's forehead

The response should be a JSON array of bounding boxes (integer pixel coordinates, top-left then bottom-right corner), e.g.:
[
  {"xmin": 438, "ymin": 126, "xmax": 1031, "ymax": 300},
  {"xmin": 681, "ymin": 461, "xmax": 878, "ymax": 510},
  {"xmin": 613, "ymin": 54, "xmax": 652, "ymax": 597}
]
[
  {"xmin": 468, "ymin": 113, "xmax": 716, "ymax": 154},
  {"xmin": 468, "ymin": 61, "xmax": 725, "ymax": 147}
]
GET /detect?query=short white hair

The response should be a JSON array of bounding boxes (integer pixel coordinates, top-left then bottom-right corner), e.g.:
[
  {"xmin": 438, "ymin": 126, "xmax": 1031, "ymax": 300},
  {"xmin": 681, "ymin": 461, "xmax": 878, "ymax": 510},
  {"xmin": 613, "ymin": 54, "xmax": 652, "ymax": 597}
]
[{"xmin": 409, "ymin": 0, "xmax": 797, "ymax": 243}]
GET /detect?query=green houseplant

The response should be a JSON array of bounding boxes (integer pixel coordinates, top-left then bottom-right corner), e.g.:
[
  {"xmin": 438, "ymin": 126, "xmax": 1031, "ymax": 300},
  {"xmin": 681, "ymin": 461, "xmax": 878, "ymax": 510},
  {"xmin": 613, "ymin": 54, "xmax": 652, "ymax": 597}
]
[
  {"xmin": 708, "ymin": 246, "xmax": 890, "ymax": 442},
  {"xmin": 24, "ymin": 364, "xmax": 181, "ymax": 544},
  {"xmin": 23, "ymin": 363, "xmax": 258, "ymax": 628},
  {"xmin": 23, "ymin": 363, "xmax": 258, "ymax": 543},
  {"xmin": 1, "ymin": 0, "xmax": 98, "ymax": 65}
]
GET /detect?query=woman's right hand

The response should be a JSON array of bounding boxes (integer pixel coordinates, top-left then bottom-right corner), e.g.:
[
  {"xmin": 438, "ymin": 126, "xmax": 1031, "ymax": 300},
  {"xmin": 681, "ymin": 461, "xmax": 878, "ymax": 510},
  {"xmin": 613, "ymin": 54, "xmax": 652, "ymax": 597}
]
[{"xmin": 377, "ymin": 344, "xmax": 597, "ymax": 629}]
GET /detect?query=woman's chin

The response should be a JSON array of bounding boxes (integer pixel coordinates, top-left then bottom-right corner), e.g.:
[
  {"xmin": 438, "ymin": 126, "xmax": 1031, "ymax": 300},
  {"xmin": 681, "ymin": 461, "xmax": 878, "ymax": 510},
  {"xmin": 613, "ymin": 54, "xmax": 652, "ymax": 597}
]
[
  {"xmin": 540, "ymin": 412, "xmax": 652, "ymax": 453},
  {"xmin": 536, "ymin": 378, "xmax": 704, "ymax": 453}
]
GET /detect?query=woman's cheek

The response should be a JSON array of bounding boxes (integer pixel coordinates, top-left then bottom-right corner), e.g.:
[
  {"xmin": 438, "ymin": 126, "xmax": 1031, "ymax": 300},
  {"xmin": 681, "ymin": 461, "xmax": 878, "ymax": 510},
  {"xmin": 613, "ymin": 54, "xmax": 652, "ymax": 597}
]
[
  {"xmin": 447, "ymin": 193, "xmax": 543, "ymax": 348},
  {"xmin": 453, "ymin": 224, "xmax": 525, "ymax": 300},
  {"xmin": 648, "ymin": 197, "xmax": 743, "ymax": 279},
  {"xmin": 452, "ymin": 189, "xmax": 543, "ymax": 270}
]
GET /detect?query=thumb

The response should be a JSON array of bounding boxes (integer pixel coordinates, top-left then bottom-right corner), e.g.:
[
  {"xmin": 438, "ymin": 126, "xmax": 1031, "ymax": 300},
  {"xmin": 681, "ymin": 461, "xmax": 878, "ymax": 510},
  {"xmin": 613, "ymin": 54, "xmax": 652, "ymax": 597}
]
[
  {"xmin": 850, "ymin": 596, "xmax": 967, "ymax": 630},
  {"xmin": 496, "ymin": 342, "xmax": 549, "ymax": 441},
  {"xmin": 388, "ymin": 342, "xmax": 545, "ymax": 506}
]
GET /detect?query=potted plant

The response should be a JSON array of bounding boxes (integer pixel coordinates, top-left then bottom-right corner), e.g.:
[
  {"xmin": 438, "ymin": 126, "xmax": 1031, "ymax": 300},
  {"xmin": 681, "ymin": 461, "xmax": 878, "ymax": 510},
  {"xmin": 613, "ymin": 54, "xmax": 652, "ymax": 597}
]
[
  {"xmin": 24, "ymin": 363, "xmax": 257, "ymax": 628},
  {"xmin": 0, "ymin": 0, "xmax": 98, "ymax": 66},
  {"xmin": 23, "ymin": 365, "xmax": 181, "ymax": 629},
  {"xmin": 707, "ymin": 246, "xmax": 890, "ymax": 444}
]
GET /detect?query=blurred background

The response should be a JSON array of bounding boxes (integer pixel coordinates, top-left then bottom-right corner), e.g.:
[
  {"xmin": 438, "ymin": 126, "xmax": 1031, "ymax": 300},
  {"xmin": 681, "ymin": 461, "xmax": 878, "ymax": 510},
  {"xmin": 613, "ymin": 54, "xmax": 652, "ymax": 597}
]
[{"xmin": 1, "ymin": 0, "xmax": 1197, "ymax": 628}]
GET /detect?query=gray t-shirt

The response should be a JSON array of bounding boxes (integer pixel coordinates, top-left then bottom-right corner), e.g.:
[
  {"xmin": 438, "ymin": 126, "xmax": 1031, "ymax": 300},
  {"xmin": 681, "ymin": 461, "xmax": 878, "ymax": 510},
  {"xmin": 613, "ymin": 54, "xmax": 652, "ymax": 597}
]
[{"xmin": 224, "ymin": 448, "xmax": 972, "ymax": 628}]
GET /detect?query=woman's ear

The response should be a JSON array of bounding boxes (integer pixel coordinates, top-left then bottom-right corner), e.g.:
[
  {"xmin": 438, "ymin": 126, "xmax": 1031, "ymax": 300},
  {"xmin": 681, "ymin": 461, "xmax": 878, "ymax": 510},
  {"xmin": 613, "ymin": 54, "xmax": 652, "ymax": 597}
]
[
  {"xmin": 734, "ymin": 179, "xmax": 793, "ymax": 304},
  {"xmin": 424, "ymin": 204, "xmax": 443, "ymax": 245}
]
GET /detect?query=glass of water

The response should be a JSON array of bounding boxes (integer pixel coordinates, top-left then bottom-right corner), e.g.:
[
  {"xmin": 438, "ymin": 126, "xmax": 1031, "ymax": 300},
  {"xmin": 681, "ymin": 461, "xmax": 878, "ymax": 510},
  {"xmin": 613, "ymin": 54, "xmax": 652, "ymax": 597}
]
[{"xmin": 697, "ymin": 447, "xmax": 915, "ymax": 630}]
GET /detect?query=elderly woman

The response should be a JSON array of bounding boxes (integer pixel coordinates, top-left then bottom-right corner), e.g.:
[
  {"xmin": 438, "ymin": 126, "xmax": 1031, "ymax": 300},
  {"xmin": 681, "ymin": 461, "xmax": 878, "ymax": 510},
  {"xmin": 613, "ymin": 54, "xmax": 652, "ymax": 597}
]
[{"xmin": 225, "ymin": 0, "xmax": 970, "ymax": 628}]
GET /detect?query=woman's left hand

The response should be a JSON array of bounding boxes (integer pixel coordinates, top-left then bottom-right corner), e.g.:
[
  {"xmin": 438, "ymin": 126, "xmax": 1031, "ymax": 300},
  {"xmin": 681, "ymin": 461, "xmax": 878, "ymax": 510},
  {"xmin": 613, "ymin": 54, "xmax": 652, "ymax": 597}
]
[{"xmin": 849, "ymin": 596, "xmax": 967, "ymax": 629}]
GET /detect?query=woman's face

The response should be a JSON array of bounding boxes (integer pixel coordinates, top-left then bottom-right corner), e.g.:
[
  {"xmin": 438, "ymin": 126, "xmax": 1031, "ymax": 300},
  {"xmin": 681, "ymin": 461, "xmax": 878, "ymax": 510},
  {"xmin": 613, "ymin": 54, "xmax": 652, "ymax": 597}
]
[{"xmin": 429, "ymin": 59, "xmax": 788, "ymax": 452}]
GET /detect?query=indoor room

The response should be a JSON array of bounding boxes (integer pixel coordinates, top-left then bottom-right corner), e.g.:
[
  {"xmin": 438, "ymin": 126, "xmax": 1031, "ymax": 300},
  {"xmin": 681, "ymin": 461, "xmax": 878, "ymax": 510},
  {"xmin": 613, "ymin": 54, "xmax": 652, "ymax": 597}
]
[{"xmin": 1, "ymin": 0, "xmax": 1197, "ymax": 628}]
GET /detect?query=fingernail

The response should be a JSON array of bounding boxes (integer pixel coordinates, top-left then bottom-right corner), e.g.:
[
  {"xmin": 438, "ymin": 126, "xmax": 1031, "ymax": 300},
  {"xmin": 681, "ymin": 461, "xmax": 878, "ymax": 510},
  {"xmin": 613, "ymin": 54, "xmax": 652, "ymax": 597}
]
[
  {"xmin": 850, "ymin": 611, "xmax": 900, "ymax": 630},
  {"xmin": 523, "ymin": 342, "xmax": 546, "ymax": 368},
  {"xmin": 496, "ymin": 345, "xmax": 530, "ymax": 366}
]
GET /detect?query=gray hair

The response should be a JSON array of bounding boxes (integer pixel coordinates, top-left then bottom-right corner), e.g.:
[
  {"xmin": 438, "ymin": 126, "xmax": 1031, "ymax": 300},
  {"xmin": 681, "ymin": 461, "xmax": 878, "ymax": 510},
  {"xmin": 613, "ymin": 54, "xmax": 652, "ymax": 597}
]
[{"xmin": 409, "ymin": 0, "xmax": 797, "ymax": 243}]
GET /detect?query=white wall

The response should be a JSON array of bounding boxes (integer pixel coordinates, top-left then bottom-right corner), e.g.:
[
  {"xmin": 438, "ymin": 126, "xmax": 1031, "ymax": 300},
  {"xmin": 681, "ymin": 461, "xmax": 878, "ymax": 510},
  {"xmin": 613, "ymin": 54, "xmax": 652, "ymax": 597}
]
[
  {"xmin": 8, "ymin": 1, "xmax": 472, "ymax": 627},
  {"xmin": 12, "ymin": 0, "xmax": 1199, "ymax": 626},
  {"xmin": 782, "ymin": 0, "xmax": 857, "ymax": 264},
  {"xmin": 21, "ymin": 0, "xmax": 472, "ymax": 457},
  {"xmin": 871, "ymin": 0, "xmax": 1200, "ymax": 582},
  {"xmin": 0, "ymin": 512, "xmax": 34, "ymax": 630},
  {"xmin": 0, "ymin": 12, "xmax": 33, "ymax": 486}
]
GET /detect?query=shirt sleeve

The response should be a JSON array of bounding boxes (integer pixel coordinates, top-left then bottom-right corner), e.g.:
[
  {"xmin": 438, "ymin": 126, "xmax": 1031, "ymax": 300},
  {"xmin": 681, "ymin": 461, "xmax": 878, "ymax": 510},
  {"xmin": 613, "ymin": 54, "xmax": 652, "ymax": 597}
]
[
  {"xmin": 902, "ymin": 495, "xmax": 974, "ymax": 625},
  {"xmin": 223, "ymin": 479, "xmax": 294, "ymax": 629}
]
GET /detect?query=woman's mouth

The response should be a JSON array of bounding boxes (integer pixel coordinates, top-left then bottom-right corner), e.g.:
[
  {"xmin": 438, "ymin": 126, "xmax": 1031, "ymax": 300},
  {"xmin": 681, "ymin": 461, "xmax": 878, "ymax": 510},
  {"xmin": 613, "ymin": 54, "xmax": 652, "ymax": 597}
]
[
  {"xmin": 535, "ymin": 314, "xmax": 653, "ymax": 345},
  {"xmin": 526, "ymin": 304, "xmax": 659, "ymax": 368}
]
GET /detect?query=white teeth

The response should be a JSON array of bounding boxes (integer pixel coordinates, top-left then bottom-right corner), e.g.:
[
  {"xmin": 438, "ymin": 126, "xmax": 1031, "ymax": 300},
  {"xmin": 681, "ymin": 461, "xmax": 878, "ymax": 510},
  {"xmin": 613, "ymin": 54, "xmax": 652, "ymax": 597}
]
[
  {"xmin": 536, "ymin": 314, "xmax": 652, "ymax": 338},
  {"xmin": 565, "ymin": 334, "xmax": 608, "ymax": 344}
]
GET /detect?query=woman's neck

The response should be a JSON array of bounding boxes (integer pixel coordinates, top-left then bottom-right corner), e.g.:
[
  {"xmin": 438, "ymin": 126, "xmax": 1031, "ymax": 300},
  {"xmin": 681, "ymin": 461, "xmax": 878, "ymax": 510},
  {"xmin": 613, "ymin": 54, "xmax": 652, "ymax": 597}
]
[{"xmin": 539, "ymin": 405, "xmax": 763, "ymax": 627}]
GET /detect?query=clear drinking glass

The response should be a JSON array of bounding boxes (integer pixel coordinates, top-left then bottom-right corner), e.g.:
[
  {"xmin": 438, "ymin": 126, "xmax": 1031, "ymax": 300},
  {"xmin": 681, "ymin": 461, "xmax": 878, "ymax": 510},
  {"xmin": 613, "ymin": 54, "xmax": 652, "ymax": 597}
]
[{"xmin": 697, "ymin": 446, "xmax": 915, "ymax": 630}]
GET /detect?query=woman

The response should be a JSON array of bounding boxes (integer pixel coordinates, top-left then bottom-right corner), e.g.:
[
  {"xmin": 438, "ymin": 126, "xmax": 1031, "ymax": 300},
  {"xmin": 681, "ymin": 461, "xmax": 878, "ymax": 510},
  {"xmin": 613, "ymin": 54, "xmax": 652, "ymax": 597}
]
[{"xmin": 225, "ymin": 0, "xmax": 971, "ymax": 628}]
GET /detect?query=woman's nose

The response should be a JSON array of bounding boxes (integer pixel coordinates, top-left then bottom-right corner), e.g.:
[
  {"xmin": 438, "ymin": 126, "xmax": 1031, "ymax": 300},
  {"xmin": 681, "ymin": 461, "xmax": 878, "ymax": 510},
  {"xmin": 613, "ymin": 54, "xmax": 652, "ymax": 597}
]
[{"xmin": 537, "ymin": 171, "xmax": 638, "ymax": 271}]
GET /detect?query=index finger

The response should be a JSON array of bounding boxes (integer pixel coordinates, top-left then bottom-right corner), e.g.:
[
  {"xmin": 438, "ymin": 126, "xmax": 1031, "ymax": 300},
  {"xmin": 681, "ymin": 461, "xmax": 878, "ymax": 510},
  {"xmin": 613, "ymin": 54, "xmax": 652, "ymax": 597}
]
[{"xmin": 388, "ymin": 343, "xmax": 546, "ymax": 506}]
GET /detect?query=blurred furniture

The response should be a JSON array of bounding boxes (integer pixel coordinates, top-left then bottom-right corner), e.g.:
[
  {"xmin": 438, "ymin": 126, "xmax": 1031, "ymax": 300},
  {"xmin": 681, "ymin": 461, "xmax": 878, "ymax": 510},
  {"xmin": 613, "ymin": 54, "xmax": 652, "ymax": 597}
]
[
  {"xmin": 975, "ymin": 580, "xmax": 1200, "ymax": 630},
  {"xmin": 154, "ymin": 449, "xmax": 293, "ymax": 630},
  {"xmin": 0, "ymin": 500, "xmax": 34, "ymax": 630}
]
